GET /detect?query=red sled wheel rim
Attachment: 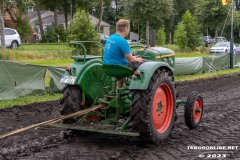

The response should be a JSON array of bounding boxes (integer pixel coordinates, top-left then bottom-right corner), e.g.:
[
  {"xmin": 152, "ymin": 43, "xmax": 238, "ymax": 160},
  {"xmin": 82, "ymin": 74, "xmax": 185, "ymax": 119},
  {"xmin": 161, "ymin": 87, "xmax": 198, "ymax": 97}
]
[
  {"xmin": 152, "ymin": 83, "xmax": 174, "ymax": 133},
  {"xmin": 193, "ymin": 98, "xmax": 203, "ymax": 123}
]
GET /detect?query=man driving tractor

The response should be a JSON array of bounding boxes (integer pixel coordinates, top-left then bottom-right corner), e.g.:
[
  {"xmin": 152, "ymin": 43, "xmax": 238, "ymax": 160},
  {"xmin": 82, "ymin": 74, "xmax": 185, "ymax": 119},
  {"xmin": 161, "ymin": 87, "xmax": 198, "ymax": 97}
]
[{"xmin": 103, "ymin": 19, "xmax": 144, "ymax": 87}]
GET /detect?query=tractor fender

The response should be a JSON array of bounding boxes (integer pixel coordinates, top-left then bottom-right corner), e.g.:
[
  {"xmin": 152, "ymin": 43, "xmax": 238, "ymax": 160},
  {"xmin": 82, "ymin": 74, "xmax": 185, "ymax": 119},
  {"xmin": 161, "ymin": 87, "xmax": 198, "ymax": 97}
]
[
  {"xmin": 129, "ymin": 61, "xmax": 174, "ymax": 90},
  {"xmin": 73, "ymin": 59, "xmax": 102, "ymax": 84},
  {"xmin": 74, "ymin": 59, "xmax": 111, "ymax": 100}
]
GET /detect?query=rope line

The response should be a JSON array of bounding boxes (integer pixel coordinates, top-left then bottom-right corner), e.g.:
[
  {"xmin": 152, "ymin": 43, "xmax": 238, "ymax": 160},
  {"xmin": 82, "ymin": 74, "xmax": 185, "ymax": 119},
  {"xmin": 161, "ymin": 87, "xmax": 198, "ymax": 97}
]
[{"xmin": 0, "ymin": 104, "xmax": 104, "ymax": 139}]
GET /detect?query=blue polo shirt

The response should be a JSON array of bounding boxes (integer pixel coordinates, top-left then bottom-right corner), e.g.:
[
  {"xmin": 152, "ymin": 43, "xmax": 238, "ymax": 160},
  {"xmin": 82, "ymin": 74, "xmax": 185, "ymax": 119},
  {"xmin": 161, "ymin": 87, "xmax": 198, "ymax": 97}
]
[{"xmin": 103, "ymin": 33, "xmax": 131, "ymax": 66}]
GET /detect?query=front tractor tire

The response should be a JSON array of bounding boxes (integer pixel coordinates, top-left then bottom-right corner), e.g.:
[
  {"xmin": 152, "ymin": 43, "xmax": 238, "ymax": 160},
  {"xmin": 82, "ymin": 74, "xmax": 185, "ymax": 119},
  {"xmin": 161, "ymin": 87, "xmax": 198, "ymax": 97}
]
[
  {"xmin": 184, "ymin": 91, "xmax": 203, "ymax": 129},
  {"xmin": 59, "ymin": 85, "xmax": 81, "ymax": 124},
  {"xmin": 131, "ymin": 69, "xmax": 176, "ymax": 144}
]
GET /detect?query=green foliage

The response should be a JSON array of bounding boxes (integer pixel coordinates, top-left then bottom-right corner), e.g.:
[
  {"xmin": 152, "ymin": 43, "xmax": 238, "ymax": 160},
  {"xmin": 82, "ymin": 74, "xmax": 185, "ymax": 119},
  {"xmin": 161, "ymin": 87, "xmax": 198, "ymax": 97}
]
[
  {"xmin": 41, "ymin": 0, "xmax": 61, "ymax": 11},
  {"xmin": 41, "ymin": 24, "xmax": 68, "ymax": 43},
  {"xmin": 69, "ymin": 10, "xmax": 100, "ymax": 55},
  {"xmin": 174, "ymin": 10, "xmax": 201, "ymax": 51},
  {"xmin": 122, "ymin": 0, "xmax": 173, "ymax": 21},
  {"xmin": 55, "ymin": 25, "xmax": 68, "ymax": 42},
  {"xmin": 122, "ymin": 0, "xmax": 174, "ymax": 46},
  {"xmin": 156, "ymin": 26, "xmax": 166, "ymax": 46},
  {"xmin": 174, "ymin": 22, "xmax": 188, "ymax": 50},
  {"xmin": 15, "ymin": 16, "xmax": 32, "ymax": 40},
  {"xmin": 2, "ymin": 0, "xmax": 32, "ymax": 39},
  {"xmin": 182, "ymin": 10, "xmax": 201, "ymax": 50},
  {"xmin": 42, "ymin": 25, "xmax": 58, "ymax": 42},
  {"xmin": 195, "ymin": 0, "xmax": 229, "ymax": 36},
  {"xmin": 173, "ymin": 0, "xmax": 198, "ymax": 24}
]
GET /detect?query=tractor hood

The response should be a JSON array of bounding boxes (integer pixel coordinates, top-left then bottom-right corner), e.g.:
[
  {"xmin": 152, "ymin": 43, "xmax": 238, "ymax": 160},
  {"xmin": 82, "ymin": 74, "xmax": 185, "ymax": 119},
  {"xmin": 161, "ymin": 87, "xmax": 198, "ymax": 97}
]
[
  {"xmin": 150, "ymin": 47, "xmax": 175, "ymax": 58},
  {"xmin": 136, "ymin": 46, "xmax": 175, "ymax": 63}
]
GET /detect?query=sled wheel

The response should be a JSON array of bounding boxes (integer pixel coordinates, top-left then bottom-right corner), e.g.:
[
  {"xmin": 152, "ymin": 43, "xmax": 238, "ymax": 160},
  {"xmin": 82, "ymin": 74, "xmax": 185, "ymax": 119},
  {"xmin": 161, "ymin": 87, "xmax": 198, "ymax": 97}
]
[
  {"xmin": 131, "ymin": 69, "xmax": 176, "ymax": 144},
  {"xmin": 184, "ymin": 91, "xmax": 203, "ymax": 129}
]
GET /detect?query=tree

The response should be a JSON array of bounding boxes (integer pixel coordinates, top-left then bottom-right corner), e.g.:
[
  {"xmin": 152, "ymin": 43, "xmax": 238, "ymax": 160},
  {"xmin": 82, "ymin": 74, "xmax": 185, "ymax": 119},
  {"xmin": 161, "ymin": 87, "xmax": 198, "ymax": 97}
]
[
  {"xmin": 0, "ymin": 8, "xmax": 6, "ymax": 52},
  {"xmin": 97, "ymin": 0, "xmax": 104, "ymax": 32},
  {"xmin": 43, "ymin": 24, "xmax": 58, "ymax": 42},
  {"xmin": 195, "ymin": 0, "xmax": 229, "ymax": 37},
  {"xmin": 122, "ymin": 0, "xmax": 174, "ymax": 46},
  {"xmin": 174, "ymin": 10, "xmax": 201, "ymax": 50},
  {"xmin": 96, "ymin": 0, "xmax": 111, "ymax": 32},
  {"xmin": 74, "ymin": 0, "xmax": 97, "ymax": 13},
  {"xmin": 69, "ymin": 10, "xmax": 100, "ymax": 55},
  {"xmin": 35, "ymin": 0, "xmax": 44, "ymax": 37},
  {"xmin": 63, "ymin": 0, "xmax": 70, "ymax": 29},
  {"xmin": 161, "ymin": 0, "xmax": 199, "ymax": 44},
  {"xmin": 173, "ymin": 0, "xmax": 198, "ymax": 24},
  {"xmin": 174, "ymin": 22, "xmax": 187, "ymax": 50},
  {"xmin": 156, "ymin": 26, "xmax": 166, "ymax": 46},
  {"xmin": 182, "ymin": 10, "xmax": 201, "ymax": 50},
  {"xmin": 3, "ymin": 0, "xmax": 32, "ymax": 39},
  {"xmin": 111, "ymin": 0, "xmax": 124, "ymax": 23},
  {"xmin": 41, "ymin": 0, "xmax": 62, "ymax": 25}
]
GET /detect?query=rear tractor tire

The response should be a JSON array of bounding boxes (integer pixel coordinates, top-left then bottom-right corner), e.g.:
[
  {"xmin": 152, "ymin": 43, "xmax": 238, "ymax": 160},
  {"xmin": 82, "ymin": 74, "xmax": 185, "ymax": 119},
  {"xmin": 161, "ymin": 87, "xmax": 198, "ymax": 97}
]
[
  {"xmin": 131, "ymin": 69, "xmax": 176, "ymax": 144},
  {"xmin": 59, "ymin": 85, "xmax": 81, "ymax": 124},
  {"xmin": 184, "ymin": 91, "xmax": 203, "ymax": 129}
]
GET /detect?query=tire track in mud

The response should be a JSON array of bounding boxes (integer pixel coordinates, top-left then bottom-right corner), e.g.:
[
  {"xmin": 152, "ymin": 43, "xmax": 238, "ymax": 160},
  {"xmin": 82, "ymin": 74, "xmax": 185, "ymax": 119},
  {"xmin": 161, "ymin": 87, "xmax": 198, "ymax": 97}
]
[{"xmin": 0, "ymin": 74, "xmax": 240, "ymax": 159}]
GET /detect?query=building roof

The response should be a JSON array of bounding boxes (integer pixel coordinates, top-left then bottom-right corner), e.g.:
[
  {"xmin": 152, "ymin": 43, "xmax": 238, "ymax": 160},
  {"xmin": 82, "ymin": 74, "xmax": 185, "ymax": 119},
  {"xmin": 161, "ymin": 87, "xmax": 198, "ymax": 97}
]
[{"xmin": 28, "ymin": 11, "xmax": 110, "ymax": 27}]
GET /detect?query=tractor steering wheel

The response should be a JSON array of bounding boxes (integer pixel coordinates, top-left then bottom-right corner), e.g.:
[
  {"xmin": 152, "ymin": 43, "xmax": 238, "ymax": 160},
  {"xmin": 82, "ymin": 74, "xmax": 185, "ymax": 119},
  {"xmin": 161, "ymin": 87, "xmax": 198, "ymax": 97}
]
[{"xmin": 130, "ymin": 45, "xmax": 148, "ymax": 56}]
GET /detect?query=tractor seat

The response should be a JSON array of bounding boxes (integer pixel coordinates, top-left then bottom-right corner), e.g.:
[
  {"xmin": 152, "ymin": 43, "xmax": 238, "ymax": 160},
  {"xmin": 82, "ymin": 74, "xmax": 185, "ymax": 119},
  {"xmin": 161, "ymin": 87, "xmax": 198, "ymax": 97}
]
[{"xmin": 102, "ymin": 64, "xmax": 134, "ymax": 79}]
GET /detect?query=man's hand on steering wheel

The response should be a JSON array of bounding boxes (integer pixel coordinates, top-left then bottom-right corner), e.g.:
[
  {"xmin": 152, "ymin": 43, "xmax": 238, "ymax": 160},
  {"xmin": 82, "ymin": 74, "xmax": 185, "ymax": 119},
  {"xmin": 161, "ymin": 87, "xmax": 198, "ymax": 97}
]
[{"xmin": 134, "ymin": 56, "xmax": 144, "ymax": 63}]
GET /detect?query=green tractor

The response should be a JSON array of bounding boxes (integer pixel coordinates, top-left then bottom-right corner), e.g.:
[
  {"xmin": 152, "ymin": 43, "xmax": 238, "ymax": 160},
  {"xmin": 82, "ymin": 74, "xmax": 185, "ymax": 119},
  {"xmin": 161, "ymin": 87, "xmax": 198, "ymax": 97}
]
[{"xmin": 57, "ymin": 41, "xmax": 203, "ymax": 144}]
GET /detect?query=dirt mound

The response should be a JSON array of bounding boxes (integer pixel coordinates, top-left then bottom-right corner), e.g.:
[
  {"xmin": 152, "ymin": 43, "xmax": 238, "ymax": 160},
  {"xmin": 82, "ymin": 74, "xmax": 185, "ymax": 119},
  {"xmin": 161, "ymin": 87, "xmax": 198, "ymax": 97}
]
[{"xmin": 0, "ymin": 74, "xmax": 240, "ymax": 160}]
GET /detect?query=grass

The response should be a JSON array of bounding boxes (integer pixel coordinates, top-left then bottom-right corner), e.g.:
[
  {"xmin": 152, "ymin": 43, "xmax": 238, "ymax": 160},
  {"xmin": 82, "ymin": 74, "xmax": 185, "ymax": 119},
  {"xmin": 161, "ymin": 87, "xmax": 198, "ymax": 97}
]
[
  {"xmin": 18, "ymin": 43, "xmax": 71, "ymax": 50},
  {"xmin": 163, "ymin": 44, "xmax": 211, "ymax": 58},
  {"xmin": 0, "ymin": 44, "xmax": 73, "ymax": 61},
  {"xmin": 175, "ymin": 67, "xmax": 240, "ymax": 82},
  {"xmin": 175, "ymin": 53, "xmax": 210, "ymax": 58},
  {"xmin": 0, "ymin": 93, "xmax": 62, "ymax": 109},
  {"xmin": 163, "ymin": 44, "xmax": 210, "ymax": 53},
  {"xmin": 19, "ymin": 59, "xmax": 73, "ymax": 67},
  {"xmin": 0, "ymin": 50, "xmax": 72, "ymax": 61}
]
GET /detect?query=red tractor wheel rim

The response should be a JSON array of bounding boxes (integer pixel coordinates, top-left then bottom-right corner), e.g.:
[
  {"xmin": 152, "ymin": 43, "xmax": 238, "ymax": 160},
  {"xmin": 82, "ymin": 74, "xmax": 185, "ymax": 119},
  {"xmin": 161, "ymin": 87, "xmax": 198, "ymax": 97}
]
[
  {"xmin": 193, "ymin": 98, "xmax": 203, "ymax": 123},
  {"xmin": 152, "ymin": 83, "xmax": 173, "ymax": 133}
]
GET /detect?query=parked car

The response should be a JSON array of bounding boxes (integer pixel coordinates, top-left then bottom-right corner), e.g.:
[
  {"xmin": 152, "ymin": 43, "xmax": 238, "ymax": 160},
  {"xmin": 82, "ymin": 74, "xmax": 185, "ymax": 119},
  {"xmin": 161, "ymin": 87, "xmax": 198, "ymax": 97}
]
[
  {"xmin": 202, "ymin": 36, "xmax": 213, "ymax": 47},
  {"xmin": 98, "ymin": 33, "xmax": 109, "ymax": 46},
  {"xmin": 213, "ymin": 37, "xmax": 228, "ymax": 43},
  {"xmin": 0, "ymin": 28, "xmax": 21, "ymax": 49},
  {"xmin": 210, "ymin": 42, "xmax": 236, "ymax": 54}
]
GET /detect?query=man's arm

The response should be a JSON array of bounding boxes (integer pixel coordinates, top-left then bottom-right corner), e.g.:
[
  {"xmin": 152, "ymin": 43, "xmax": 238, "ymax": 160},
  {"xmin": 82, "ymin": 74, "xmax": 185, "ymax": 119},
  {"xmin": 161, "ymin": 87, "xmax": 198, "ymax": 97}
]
[{"xmin": 125, "ymin": 54, "xmax": 144, "ymax": 63}]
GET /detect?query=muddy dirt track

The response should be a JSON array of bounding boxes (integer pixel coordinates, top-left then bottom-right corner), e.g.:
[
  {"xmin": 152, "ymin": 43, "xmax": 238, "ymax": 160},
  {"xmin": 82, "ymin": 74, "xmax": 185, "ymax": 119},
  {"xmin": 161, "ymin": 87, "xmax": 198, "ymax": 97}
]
[{"xmin": 0, "ymin": 74, "xmax": 240, "ymax": 160}]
